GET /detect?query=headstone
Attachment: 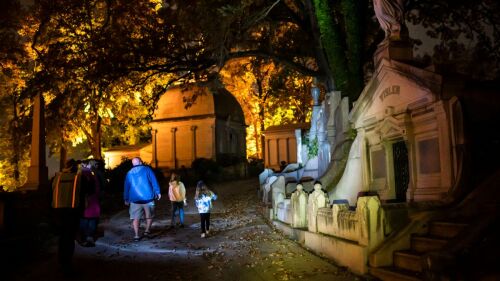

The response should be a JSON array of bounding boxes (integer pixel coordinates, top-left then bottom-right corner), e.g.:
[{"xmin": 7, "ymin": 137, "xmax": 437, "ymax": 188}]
[
  {"xmin": 356, "ymin": 196, "xmax": 387, "ymax": 249},
  {"xmin": 271, "ymin": 176, "xmax": 286, "ymax": 213},
  {"xmin": 307, "ymin": 182, "xmax": 329, "ymax": 232},
  {"xmin": 327, "ymin": 91, "xmax": 342, "ymax": 146},
  {"xmin": 295, "ymin": 129, "xmax": 303, "ymax": 164},
  {"xmin": 259, "ymin": 168, "xmax": 274, "ymax": 185},
  {"xmin": 291, "ymin": 184, "xmax": 308, "ymax": 228},
  {"xmin": 263, "ymin": 175, "xmax": 277, "ymax": 204}
]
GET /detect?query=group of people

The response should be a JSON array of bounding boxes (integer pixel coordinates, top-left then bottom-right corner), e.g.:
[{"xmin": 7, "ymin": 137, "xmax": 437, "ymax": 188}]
[
  {"xmin": 51, "ymin": 158, "xmax": 103, "ymax": 275},
  {"xmin": 51, "ymin": 156, "xmax": 217, "ymax": 276},
  {"xmin": 123, "ymin": 157, "xmax": 217, "ymax": 240}
]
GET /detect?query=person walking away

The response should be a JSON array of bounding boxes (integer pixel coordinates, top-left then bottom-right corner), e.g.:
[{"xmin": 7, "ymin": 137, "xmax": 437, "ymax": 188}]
[
  {"xmin": 168, "ymin": 173, "xmax": 186, "ymax": 228},
  {"xmin": 79, "ymin": 159, "xmax": 101, "ymax": 247},
  {"xmin": 194, "ymin": 180, "xmax": 217, "ymax": 238},
  {"xmin": 124, "ymin": 157, "xmax": 161, "ymax": 241},
  {"xmin": 51, "ymin": 159, "xmax": 91, "ymax": 276}
]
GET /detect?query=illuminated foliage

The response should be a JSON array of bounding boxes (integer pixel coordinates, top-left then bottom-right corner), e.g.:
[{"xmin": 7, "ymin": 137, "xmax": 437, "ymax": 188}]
[
  {"xmin": 1, "ymin": 0, "xmax": 497, "ymax": 190},
  {"xmin": 0, "ymin": 0, "xmax": 36, "ymax": 190},
  {"xmin": 221, "ymin": 58, "xmax": 312, "ymax": 158},
  {"xmin": 32, "ymin": 0, "xmax": 164, "ymax": 159},
  {"xmin": 312, "ymin": 0, "xmax": 371, "ymax": 102}
]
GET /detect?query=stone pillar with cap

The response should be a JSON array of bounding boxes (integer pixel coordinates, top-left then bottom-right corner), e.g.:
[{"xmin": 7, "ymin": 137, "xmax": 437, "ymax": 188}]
[
  {"xmin": 22, "ymin": 93, "xmax": 48, "ymax": 191},
  {"xmin": 373, "ymin": 0, "xmax": 413, "ymax": 66}
]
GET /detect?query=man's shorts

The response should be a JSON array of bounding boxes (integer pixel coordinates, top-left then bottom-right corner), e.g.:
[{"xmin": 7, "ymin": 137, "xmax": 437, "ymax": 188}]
[{"xmin": 129, "ymin": 201, "xmax": 155, "ymax": 220}]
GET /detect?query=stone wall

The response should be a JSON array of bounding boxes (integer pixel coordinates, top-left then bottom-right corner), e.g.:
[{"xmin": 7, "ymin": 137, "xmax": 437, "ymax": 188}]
[{"xmin": 260, "ymin": 169, "xmax": 391, "ymax": 274}]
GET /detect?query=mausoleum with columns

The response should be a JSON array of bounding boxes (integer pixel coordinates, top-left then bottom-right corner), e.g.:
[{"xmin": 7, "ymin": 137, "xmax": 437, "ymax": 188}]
[{"xmin": 104, "ymin": 86, "xmax": 246, "ymax": 169}]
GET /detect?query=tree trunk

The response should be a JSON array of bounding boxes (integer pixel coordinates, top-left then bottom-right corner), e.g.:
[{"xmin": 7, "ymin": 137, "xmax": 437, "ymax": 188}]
[
  {"xmin": 259, "ymin": 109, "xmax": 265, "ymax": 162},
  {"xmin": 59, "ymin": 141, "xmax": 67, "ymax": 171},
  {"xmin": 253, "ymin": 121, "xmax": 261, "ymax": 159},
  {"xmin": 305, "ymin": 0, "xmax": 335, "ymax": 91},
  {"xmin": 90, "ymin": 116, "xmax": 102, "ymax": 160}
]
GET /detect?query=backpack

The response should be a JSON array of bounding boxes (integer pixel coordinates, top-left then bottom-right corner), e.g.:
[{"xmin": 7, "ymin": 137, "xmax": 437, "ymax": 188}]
[{"xmin": 51, "ymin": 171, "xmax": 82, "ymax": 208}]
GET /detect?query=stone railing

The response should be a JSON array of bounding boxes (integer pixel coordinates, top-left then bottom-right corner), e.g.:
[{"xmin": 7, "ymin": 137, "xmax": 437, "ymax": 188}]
[
  {"xmin": 317, "ymin": 203, "xmax": 360, "ymax": 242},
  {"xmin": 266, "ymin": 181, "xmax": 387, "ymax": 250},
  {"xmin": 316, "ymin": 196, "xmax": 387, "ymax": 250}
]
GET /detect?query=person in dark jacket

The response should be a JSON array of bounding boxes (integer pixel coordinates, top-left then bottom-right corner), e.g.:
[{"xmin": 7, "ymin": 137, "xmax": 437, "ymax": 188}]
[
  {"xmin": 124, "ymin": 157, "xmax": 161, "ymax": 241},
  {"xmin": 79, "ymin": 159, "xmax": 100, "ymax": 247},
  {"xmin": 51, "ymin": 159, "xmax": 90, "ymax": 276}
]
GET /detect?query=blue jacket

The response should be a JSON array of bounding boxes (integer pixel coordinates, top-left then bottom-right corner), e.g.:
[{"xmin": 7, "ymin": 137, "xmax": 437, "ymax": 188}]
[
  {"xmin": 124, "ymin": 165, "xmax": 160, "ymax": 204},
  {"xmin": 195, "ymin": 192, "xmax": 217, "ymax": 213}
]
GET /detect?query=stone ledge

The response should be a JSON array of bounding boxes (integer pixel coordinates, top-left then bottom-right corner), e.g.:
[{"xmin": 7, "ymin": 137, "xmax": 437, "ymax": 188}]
[
  {"xmin": 272, "ymin": 220, "xmax": 306, "ymax": 244},
  {"xmin": 271, "ymin": 219, "xmax": 368, "ymax": 274}
]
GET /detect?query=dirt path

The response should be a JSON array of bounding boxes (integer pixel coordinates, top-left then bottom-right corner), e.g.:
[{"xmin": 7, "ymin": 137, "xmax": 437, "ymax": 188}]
[{"xmin": 8, "ymin": 178, "xmax": 365, "ymax": 281}]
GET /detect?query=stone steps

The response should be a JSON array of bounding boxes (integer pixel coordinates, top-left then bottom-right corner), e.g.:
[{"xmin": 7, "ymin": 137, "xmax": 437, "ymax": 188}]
[
  {"xmin": 393, "ymin": 250, "xmax": 422, "ymax": 272},
  {"xmin": 428, "ymin": 221, "xmax": 468, "ymax": 238},
  {"xmin": 410, "ymin": 235, "xmax": 448, "ymax": 253},
  {"xmin": 370, "ymin": 220, "xmax": 468, "ymax": 280},
  {"xmin": 369, "ymin": 266, "xmax": 422, "ymax": 281}
]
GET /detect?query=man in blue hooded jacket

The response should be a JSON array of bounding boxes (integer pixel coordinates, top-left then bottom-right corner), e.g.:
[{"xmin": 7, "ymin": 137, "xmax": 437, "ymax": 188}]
[{"xmin": 124, "ymin": 157, "xmax": 161, "ymax": 241}]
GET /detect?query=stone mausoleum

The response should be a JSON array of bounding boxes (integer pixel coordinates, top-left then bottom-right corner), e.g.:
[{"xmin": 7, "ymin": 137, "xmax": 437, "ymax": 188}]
[
  {"xmin": 257, "ymin": 0, "xmax": 500, "ymax": 279},
  {"xmin": 104, "ymin": 85, "xmax": 246, "ymax": 169}
]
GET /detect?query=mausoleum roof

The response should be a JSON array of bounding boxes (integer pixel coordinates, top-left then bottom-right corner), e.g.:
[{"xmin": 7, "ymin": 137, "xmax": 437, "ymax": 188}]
[
  {"xmin": 153, "ymin": 85, "xmax": 244, "ymax": 124},
  {"xmin": 264, "ymin": 123, "xmax": 310, "ymax": 133}
]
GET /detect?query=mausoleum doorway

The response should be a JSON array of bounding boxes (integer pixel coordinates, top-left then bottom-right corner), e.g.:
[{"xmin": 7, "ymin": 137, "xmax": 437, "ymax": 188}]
[{"xmin": 392, "ymin": 140, "xmax": 409, "ymax": 202}]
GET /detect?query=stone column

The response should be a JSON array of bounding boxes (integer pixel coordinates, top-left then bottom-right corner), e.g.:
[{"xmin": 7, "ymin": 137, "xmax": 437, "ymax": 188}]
[
  {"xmin": 191, "ymin": 125, "xmax": 197, "ymax": 161},
  {"xmin": 267, "ymin": 139, "xmax": 271, "ymax": 167},
  {"xmin": 170, "ymin": 127, "xmax": 177, "ymax": 169},
  {"xmin": 275, "ymin": 138, "xmax": 280, "ymax": 165},
  {"xmin": 23, "ymin": 93, "xmax": 48, "ymax": 191},
  {"xmin": 151, "ymin": 129, "xmax": 158, "ymax": 168},
  {"xmin": 286, "ymin": 137, "xmax": 290, "ymax": 164}
]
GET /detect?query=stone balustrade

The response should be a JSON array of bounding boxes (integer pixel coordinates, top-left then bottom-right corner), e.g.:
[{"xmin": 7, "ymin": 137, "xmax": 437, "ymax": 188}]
[
  {"xmin": 315, "ymin": 196, "xmax": 387, "ymax": 250},
  {"xmin": 266, "ymin": 181, "xmax": 387, "ymax": 249},
  {"xmin": 261, "ymin": 169, "xmax": 389, "ymax": 258},
  {"xmin": 317, "ymin": 203, "xmax": 359, "ymax": 242}
]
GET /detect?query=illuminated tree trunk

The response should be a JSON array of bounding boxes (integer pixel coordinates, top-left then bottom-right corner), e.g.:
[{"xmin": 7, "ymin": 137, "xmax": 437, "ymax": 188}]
[
  {"xmin": 253, "ymin": 120, "xmax": 261, "ymax": 159},
  {"xmin": 59, "ymin": 140, "xmax": 67, "ymax": 171},
  {"xmin": 260, "ymin": 115, "xmax": 265, "ymax": 160},
  {"xmin": 88, "ymin": 115, "xmax": 102, "ymax": 160}
]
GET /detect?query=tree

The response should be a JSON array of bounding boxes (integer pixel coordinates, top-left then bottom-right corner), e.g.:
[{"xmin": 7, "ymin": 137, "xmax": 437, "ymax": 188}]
[
  {"xmin": 31, "ymin": 0, "xmax": 164, "ymax": 159},
  {"xmin": 221, "ymin": 57, "xmax": 313, "ymax": 158},
  {"xmin": 0, "ymin": 0, "xmax": 36, "ymax": 190},
  {"xmin": 407, "ymin": 0, "xmax": 500, "ymax": 80}
]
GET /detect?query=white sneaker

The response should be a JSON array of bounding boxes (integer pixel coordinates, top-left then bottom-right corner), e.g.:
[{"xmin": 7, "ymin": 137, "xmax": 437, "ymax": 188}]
[{"xmin": 201, "ymin": 233, "xmax": 206, "ymax": 238}]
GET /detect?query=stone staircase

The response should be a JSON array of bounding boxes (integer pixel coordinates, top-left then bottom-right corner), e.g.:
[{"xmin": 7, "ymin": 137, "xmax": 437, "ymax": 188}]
[{"xmin": 369, "ymin": 221, "xmax": 468, "ymax": 281}]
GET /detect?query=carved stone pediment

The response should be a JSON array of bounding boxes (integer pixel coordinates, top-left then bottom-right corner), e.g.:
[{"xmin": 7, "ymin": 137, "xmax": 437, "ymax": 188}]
[
  {"xmin": 375, "ymin": 116, "xmax": 405, "ymax": 139},
  {"xmin": 351, "ymin": 59, "xmax": 441, "ymax": 129}
]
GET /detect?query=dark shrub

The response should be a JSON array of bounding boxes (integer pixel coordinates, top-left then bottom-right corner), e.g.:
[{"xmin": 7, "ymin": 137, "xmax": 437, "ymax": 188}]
[
  {"xmin": 191, "ymin": 158, "xmax": 220, "ymax": 181},
  {"xmin": 106, "ymin": 157, "xmax": 133, "ymax": 193},
  {"xmin": 217, "ymin": 153, "xmax": 244, "ymax": 167},
  {"xmin": 248, "ymin": 157, "xmax": 264, "ymax": 177}
]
